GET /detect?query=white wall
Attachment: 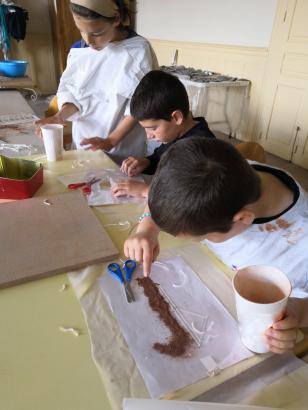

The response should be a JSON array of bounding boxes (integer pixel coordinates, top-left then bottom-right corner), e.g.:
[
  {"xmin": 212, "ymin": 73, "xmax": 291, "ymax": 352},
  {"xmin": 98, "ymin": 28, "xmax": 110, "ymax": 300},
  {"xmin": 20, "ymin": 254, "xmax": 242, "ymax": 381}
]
[{"xmin": 136, "ymin": 0, "xmax": 277, "ymax": 48}]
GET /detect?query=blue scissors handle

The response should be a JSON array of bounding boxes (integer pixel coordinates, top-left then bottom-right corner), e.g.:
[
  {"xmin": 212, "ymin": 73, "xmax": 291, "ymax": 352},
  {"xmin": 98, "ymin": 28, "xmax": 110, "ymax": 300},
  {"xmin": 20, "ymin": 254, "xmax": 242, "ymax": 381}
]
[
  {"xmin": 123, "ymin": 259, "xmax": 136, "ymax": 282},
  {"xmin": 107, "ymin": 263, "xmax": 124, "ymax": 284}
]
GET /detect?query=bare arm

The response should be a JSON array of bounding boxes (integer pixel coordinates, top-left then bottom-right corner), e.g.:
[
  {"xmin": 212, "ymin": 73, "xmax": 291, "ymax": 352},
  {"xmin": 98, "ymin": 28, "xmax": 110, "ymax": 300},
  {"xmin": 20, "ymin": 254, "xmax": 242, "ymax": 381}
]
[
  {"xmin": 55, "ymin": 103, "xmax": 79, "ymax": 122},
  {"xmin": 35, "ymin": 103, "xmax": 79, "ymax": 134},
  {"xmin": 80, "ymin": 115, "xmax": 138, "ymax": 151},
  {"xmin": 285, "ymin": 297, "xmax": 308, "ymax": 328}
]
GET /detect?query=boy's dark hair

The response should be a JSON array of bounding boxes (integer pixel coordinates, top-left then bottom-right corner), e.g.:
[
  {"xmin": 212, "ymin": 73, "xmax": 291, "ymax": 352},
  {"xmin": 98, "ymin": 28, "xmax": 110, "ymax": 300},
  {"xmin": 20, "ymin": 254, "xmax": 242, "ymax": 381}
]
[
  {"xmin": 70, "ymin": 1, "xmax": 132, "ymax": 28},
  {"xmin": 130, "ymin": 70, "xmax": 190, "ymax": 121},
  {"xmin": 148, "ymin": 138, "xmax": 261, "ymax": 236}
]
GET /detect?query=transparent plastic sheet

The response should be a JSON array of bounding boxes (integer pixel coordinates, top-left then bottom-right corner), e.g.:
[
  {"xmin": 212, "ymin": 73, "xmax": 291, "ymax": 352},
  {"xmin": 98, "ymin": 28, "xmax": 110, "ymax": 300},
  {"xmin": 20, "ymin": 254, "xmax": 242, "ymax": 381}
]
[
  {"xmin": 0, "ymin": 116, "xmax": 44, "ymax": 157},
  {"xmin": 99, "ymin": 255, "xmax": 252, "ymax": 398},
  {"xmin": 0, "ymin": 139, "xmax": 39, "ymax": 156},
  {"xmin": 0, "ymin": 94, "xmax": 45, "ymax": 159},
  {"xmin": 57, "ymin": 168, "xmax": 146, "ymax": 206}
]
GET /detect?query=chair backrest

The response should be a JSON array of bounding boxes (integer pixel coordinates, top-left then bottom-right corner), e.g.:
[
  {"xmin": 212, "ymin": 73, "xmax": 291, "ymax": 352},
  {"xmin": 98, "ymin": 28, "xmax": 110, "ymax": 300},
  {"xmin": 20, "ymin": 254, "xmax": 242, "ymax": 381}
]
[
  {"xmin": 45, "ymin": 95, "xmax": 58, "ymax": 118},
  {"xmin": 236, "ymin": 142, "xmax": 266, "ymax": 163}
]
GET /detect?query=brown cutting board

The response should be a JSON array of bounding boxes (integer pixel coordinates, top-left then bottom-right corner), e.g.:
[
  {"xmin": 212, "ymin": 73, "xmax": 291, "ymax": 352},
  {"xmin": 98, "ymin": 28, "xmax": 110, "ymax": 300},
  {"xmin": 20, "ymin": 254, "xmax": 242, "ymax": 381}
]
[{"xmin": 0, "ymin": 190, "xmax": 118, "ymax": 288}]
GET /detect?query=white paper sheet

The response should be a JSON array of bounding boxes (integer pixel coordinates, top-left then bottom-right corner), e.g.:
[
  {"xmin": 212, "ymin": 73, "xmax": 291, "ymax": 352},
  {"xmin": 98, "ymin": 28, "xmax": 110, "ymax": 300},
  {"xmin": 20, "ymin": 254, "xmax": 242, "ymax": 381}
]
[
  {"xmin": 100, "ymin": 256, "xmax": 253, "ymax": 398},
  {"xmin": 57, "ymin": 168, "xmax": 146, "ymax": 205},
  {"xmin": 123, "ymin": 399, "xmax": 278, "ymax": 410}
]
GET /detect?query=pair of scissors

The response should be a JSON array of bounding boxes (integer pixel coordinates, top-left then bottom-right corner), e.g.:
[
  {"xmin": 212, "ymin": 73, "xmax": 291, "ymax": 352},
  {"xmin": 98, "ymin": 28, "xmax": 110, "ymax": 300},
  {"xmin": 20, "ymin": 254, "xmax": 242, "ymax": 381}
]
[
  {"xmin": 107, "ymin": 259, "xmax": 136, "ymax": 303},
  {"xmin": 68, "ymin": 176, "xmax": 100, "ymax": 194}
]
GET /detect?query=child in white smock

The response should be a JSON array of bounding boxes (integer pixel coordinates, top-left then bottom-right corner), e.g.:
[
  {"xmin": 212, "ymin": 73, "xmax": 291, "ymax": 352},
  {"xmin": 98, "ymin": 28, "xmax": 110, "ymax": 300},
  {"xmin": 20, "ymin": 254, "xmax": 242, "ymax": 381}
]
[{"xmin": 36, "ymin": 0, "xmax": 157, "ymax": 158}]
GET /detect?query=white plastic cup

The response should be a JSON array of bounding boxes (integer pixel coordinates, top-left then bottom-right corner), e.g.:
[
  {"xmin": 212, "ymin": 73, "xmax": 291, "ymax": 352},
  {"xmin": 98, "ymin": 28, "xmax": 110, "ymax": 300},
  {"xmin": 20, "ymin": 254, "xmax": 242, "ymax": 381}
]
[
  {"xmin": 41, "ymin": 124, "xmax": 63, "ymax": 161},
  {"xmin": 232, "ymin": 265, "xmax": 291, "ymax": 353}
]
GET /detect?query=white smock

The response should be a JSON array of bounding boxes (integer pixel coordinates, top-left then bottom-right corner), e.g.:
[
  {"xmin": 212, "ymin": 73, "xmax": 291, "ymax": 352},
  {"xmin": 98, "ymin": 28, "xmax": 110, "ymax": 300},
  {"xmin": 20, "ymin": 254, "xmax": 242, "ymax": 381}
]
[
  {"xmin": 57, "ymin": 35, "xmax": 157, "ymax": 157},
  {"xmin": 203, "ymin": 164, "xmax": 308, "ymax": 298}
]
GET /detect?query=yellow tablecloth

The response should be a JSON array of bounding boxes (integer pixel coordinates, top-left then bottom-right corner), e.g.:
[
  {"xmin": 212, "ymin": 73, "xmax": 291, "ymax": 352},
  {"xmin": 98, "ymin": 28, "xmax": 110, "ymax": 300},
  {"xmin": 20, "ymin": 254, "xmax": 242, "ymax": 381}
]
[
  {"xmin": 0, "ymin": 150, "xmax": 115, "ymax": 410},
  {"xmin": 1, "ymin": 150, "xmax": 307, "ymax": 410}
]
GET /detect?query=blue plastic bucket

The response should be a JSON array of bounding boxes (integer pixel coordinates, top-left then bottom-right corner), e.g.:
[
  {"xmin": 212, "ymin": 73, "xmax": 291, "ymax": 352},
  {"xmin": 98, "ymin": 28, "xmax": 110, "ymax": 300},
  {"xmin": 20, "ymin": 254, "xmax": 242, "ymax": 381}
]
[{"xmin": 0, "ymin": 60, "xmax": 28, "ymax": 77}]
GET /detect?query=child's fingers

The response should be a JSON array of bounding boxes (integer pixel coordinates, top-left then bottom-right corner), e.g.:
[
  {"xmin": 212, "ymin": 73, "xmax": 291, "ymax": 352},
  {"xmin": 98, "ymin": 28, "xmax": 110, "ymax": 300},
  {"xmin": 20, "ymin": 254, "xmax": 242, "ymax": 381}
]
[
  {"xmin": 111, "ymin": 182, "xmax": 130, "ymax": 197},
  {"xmin": 122, "ymin": 158, "xmax": 143, "ymax": 176},
  {"xmin": 80, "ymin": 137, "xmax": 99, "ymax": 147},
  {"xmin": 111, "ymin": 182, "xmax": 124, "ymax": 191},
  {"xmin": 153, "ymin": 243, "xmax": 160, "ymax": 261},
  {"xmin": 267, "ymin": 342, "xmax": 295, "ymax": 354},
  {"xmin": 272, "ymin": 315, "xmax": 298, "ymax": 330},
  {"xmin": 142, "ymin": 244, "xmax": 154, "ymax": 277},
  {"xmin": 133, "ymin": 244, "xmax": 151, "ymax": 276},
  {"xmin": 113, "ymin": 189, "xmax": 128, "ymax": 197},
  {"xmin": 123, "ymin": 241, "xmax": 131, "ymax": 259},
  {"xmin": 121, "ymin": 164, "xmax": 128, "ymax": 174},
  {"xmin": 134, "ymin": 247, "xmax": 144, "ymax": 266},
  {"xmin": 80, "ymin": 138, "xmax": 90, "ymax": 145},
  {"xmin": 266, "ymin": 335, "xmax": 296, "ymax": 353},
  {"xmin": 265, "ymin": 327, "xmax": 297, "ymax": 342},
  {"xmin": 35, "ymin": 126, "xmax": 43, "ymax": 137},
  {"xmin": 127, "ymin": 162, "xmax": 139, "ymax": 176},
  {"xmin": 265, "ymin": 323, "xmax": 297, "ymax": 354},
  {"xmin": 121, "ymin": 158, "xmax": 133, "ymax": 174},
  {"xmin": 127, "ymin": 168, "xmax": 138, "ymax": 177},
  {"xmin": 111, "ymin": 184, "xmax": 118, "ymax": 194},
  {"xmin": 272, "ymin": 310, "xmax": 286, "ymax": 323}
]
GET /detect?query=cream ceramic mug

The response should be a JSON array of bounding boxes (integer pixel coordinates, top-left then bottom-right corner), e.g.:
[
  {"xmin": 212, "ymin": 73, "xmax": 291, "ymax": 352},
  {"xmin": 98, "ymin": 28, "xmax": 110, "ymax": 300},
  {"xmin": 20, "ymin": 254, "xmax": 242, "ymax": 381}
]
[{"xmin": 232, "ymin": 265, "xmax": 291, "ymax": 353}]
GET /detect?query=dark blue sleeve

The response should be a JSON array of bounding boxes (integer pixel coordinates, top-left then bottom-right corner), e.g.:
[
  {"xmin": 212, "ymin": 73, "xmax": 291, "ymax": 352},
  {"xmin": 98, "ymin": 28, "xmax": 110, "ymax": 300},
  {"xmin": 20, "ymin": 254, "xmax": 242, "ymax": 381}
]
[
  {"xmin": 71, "ymin": 39, "xmax": 88, "ymax": 49},
  {"xmin": 144, "ymin": 144, "xmax": 166, "ymax": 175}
]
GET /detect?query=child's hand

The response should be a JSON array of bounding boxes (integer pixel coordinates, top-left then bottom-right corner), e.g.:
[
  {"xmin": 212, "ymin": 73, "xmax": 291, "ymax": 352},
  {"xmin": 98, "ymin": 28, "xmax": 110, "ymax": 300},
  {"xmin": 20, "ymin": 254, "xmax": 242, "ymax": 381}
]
[
  {"xmin": 111, "ymin": 180, "xmax": 149, "ymax": 198},
  {"xmin": 35, "ymin": 114, "xmax": 65, "ymax": 137},
  {"xmin": 80, "ymin": 137, "xmax": 112, "ymax": 151},
  {"xmin": 264, "ymin": 311, "xmax": 299, "ymax": 354},
  {"xmin": 124, "ymin": 230, "xmax": 160, "ymax": 276},
  {"xmin": 121, "ymin": 157, "xmax": 150, "ymax": 177}
]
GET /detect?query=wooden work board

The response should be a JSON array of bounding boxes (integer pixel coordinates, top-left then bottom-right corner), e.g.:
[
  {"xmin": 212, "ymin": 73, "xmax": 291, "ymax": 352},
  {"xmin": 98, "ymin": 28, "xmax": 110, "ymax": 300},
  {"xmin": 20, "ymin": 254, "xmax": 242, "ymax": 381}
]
[{"xmin": 0, "ymin": 190, "xmax": 118, "ymax": 288}]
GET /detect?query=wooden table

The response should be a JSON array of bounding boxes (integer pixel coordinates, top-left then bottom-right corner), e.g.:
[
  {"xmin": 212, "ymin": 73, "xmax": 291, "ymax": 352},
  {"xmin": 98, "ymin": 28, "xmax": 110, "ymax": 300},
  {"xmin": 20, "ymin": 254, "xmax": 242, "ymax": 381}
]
[
  {"xmin": 0, "ymin": 151, "xmax": 114, "ymax": 410},
  {"xmin": 0, "ymin": 75, "xmax": 34, "ymax": 89},
  {"xmin": 0, "ymin": 90, "xmax": 45, "ymax": 156},
  {"xmin": 0, "ymin": 75, "xmax": 37, "ymax": 100}
]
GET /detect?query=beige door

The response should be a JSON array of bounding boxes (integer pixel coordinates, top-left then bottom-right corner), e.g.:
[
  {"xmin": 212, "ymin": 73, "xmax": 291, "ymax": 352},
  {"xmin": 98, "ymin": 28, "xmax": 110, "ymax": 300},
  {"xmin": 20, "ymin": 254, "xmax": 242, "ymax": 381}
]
[
  {"xmin": 48, "ymin": 0, "xmax": 81, "ymax": 81},
  {"xmin": 291, "ymin": 91, "xmax": 308, "ymax": 168},
  {"xmin": 257, "ymin": 0, "xmax": 308, "ymax": 169}
]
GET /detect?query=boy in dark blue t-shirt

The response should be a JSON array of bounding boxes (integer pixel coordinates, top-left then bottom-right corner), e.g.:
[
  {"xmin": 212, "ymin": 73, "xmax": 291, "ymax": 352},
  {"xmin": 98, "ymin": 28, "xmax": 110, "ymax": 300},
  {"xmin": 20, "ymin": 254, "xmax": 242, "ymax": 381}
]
[{"xmin": 112, "ymin": 70, "xmax": 215, "ymax": 198}]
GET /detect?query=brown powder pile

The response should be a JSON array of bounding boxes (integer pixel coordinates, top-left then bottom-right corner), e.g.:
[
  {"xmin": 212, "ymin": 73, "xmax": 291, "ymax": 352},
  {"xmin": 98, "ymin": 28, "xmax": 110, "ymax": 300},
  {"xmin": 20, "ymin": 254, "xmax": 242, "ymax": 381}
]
[{"xmin": 137, "ymin": 277, "xmax": 192, "ymax": 357}]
